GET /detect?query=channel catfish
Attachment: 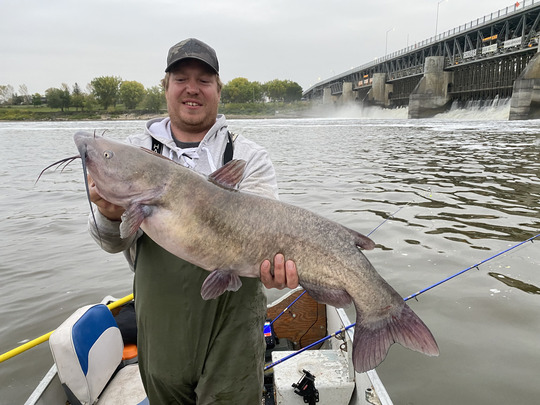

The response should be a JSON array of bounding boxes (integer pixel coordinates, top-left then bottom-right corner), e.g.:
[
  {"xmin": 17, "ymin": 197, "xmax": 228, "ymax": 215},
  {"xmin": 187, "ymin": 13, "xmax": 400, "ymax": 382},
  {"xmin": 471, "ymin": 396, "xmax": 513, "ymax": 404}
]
[{"xmin": 72, "ymin": 131, "xmax": 439, "ymax": 372}]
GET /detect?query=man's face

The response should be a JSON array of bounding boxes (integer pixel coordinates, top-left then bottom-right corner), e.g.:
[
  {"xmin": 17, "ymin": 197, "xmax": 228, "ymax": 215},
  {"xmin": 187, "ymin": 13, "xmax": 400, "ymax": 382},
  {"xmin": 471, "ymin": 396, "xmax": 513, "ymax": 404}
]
[{"xmin": 165, "ymin": 59, "xmax": 221, "ymax": 140}]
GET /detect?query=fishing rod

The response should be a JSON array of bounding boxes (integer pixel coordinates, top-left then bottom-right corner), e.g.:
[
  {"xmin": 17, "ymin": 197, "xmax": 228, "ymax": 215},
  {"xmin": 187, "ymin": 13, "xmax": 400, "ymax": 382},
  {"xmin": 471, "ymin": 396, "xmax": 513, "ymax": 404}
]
[
  {"xmin": 0, "ymin": 293, "xmax": 134, "ymax": 364},
  {"xmin": 265, "ymin": 323, "xmax": 356, "ymax": 372},
  {"xmin": 270, "ymin": 290, "xmax": 307, "ymax": 326},
  {"xmin": 265, "ymin": 232, "xmax": 540, "ymax": 371},
  {"xmin": 367, "ymin": 188, "xmax": 433, "ymax": 238},
  {"xmin": 367, "ymin": 201, "xmax": 414, "ymax": 237},
  {"xmin": 403, "ymin": 232, "xmax": 539, "ymax": 301}
]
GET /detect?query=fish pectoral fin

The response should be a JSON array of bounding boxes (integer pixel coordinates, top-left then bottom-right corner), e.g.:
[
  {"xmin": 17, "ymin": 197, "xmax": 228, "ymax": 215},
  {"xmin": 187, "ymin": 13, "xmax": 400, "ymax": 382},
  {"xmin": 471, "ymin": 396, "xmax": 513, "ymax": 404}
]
[
  {"xmin": 120, "ymin": 204, "xmax": 152, "ymax": 239},
  {"xmin": 208, "ymin": 159, "xmax": 246, "ymax": 190},
  {"xmin": 201, "ymin": 270, "xmax": 243, "ymax": 300},
  {"xmin": 301, "ymin": 282, "xmax": 352, "ymax": 308}
]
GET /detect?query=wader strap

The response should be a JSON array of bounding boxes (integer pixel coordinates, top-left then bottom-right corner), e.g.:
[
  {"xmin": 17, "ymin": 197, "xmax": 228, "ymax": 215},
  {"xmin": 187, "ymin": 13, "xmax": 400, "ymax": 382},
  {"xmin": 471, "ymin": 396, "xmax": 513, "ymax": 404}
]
[
  {"xmin": 223, "ymin": 131, "xmax": 236, "ymax": 165},
  {"xmin": 151, "ymin": 137, "xmax": 163, "ymax": 154},
  {"xmin": 150, "ymin": 131, "xmax": 237, "ymax": 165}
]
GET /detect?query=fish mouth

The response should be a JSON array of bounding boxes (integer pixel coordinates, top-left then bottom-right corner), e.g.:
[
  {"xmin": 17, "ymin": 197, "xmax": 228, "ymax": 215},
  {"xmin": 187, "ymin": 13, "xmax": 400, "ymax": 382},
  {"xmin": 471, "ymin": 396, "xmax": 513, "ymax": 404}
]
[
  {"xmin": 73, "ymin": 131, "xmax": 91, "ymax": 156},
  {"xmin": 71, "ymin": 133, "xmax": 101, "ymax": 241},
  {"xmin": 72, "ymin": 133, "xmax": 101, "ymax": 202}
]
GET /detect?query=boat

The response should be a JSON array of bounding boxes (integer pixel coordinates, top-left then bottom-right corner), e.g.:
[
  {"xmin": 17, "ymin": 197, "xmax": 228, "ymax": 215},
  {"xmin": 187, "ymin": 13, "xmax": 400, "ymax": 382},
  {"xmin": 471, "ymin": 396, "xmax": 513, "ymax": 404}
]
[{"xmin": 24, "ymin": 289, "xmax": 393, "ymax": 405}]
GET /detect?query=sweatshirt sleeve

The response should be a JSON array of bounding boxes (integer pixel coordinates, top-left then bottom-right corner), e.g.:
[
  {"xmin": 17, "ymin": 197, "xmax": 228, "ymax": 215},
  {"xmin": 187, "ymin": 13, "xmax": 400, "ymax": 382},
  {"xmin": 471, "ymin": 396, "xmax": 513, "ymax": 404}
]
[{"xmin": 234, "ymin": 137, "xmax": 279, "ymax": 200}]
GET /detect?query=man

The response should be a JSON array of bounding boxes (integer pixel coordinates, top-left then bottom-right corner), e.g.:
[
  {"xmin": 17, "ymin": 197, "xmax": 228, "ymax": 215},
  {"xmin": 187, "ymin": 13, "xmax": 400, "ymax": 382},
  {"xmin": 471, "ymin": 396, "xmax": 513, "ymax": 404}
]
[{"xmin": 88, "ymin": 38, "xmax": 298, "ymax": 404}]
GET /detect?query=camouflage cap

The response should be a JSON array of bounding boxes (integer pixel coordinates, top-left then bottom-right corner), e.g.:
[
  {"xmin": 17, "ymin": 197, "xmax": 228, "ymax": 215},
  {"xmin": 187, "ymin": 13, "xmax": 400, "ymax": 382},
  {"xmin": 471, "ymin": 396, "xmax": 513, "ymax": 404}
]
[{"xmin": 165, "ymin": 38, "xmax": 219, "ymax": 74}]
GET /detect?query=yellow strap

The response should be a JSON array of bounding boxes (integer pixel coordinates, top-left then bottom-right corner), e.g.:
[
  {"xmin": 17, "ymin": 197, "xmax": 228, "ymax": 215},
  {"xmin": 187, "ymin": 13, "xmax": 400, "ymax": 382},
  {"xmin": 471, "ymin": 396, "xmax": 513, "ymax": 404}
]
[{"xmin": 0, "ymin": 293, "xmax": 134, "ymax": 364}]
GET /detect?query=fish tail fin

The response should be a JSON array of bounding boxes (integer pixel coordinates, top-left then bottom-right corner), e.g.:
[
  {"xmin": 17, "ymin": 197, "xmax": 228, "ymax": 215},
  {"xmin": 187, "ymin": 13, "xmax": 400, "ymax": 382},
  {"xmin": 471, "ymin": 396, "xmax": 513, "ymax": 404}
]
[{"xmin": 352, "ymin": 303, "xmax": 439, "ymax": 373}]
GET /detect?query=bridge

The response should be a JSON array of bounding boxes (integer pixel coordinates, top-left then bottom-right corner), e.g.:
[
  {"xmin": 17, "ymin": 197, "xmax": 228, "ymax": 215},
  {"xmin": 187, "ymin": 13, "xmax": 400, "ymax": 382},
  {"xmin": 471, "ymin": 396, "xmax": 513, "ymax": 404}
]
[{"xmin": 302, "ymin": 1, "xmax": 540, "ymax": 119}]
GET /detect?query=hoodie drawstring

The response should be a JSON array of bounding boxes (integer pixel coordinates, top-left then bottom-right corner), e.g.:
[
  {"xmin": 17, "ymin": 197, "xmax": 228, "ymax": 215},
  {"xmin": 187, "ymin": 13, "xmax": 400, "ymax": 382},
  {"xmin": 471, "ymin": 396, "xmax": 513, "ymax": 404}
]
[{"xmin": 169, "ymin": 147, "xmax": 217, "ymax": 172}]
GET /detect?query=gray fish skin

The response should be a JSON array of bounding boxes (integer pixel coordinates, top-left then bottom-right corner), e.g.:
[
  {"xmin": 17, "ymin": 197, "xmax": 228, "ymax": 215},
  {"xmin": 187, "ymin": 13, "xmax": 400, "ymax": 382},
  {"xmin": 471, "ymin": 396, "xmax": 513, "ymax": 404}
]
[{"xmin": 74, "ymin": 131, "xmax": 439, "ymax": 373}]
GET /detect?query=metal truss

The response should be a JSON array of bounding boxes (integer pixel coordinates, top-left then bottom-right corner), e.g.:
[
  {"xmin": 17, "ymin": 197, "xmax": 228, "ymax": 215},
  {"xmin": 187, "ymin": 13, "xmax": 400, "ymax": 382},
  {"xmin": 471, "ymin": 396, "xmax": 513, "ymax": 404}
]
[{"xmin": 304, "ymin": 2, "xmax": 540, "ymax": 101}]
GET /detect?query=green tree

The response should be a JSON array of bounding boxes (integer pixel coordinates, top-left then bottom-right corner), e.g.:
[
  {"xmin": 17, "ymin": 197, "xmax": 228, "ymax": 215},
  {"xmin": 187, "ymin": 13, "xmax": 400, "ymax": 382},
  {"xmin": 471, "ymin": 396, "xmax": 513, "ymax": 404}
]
[
  {"xmin": 143, "ymin": 86, "xmax": 165, "ymax": 113},
  {"xmin": 45, "ymin": 86, "xmax": 71, "ymax": 111},
  {"xmin": 283, "ymin": 80, "xmax": 303, "ymax": 102},
  {"xmin": 45, "ymin": 88, "xmax": 61, "ymax": 109},
  {"xmin": 222, "ymin": 78, "xmax": 262, "ymax": 103},
  {"xmin": 83, "ymin": 93, "xmax": 99, "ymax": 111},
  {"xmin": 71, "ymin": 83, "xmax": 85, "ymax": 111},
  {"xmin": 60, "ymin": 83, "xmax": 71, "ymax": 110},
  {"xmin": 263, "ymin": 79, "xmax": 285, "ymax": 102},
  {"xmin": 120, "ymin": 81, "xmax": 146, "ymax": 109},
  {"xmin": 90, "ymin": 76, "xmax": 122, "ymax": 109},
  {"xmin": 263, "ymin": 79, "xmax": 303, "ymax": 102},
  {"xmin": 32, "ymin": 93, "xmax": 42, "ymax": 107}
]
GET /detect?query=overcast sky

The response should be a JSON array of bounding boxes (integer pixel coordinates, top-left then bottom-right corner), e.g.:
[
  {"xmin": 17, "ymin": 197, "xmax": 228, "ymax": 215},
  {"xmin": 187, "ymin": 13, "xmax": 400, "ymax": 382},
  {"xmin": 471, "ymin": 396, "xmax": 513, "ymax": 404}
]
[{"xmin": 1, "ymin": 0, "xmax": 522, "ymax": 95}]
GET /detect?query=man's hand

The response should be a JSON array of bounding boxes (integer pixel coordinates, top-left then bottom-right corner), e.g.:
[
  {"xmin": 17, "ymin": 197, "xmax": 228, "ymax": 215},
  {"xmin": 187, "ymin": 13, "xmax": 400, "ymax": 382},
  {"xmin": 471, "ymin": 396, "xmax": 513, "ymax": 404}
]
[
  {"xmin": 260, "ymin": 253, "xmax": 299, "ymax": 289},
  {"xmin": 88, "ymin": 175, "xmax": 125, "ymax": 221}
]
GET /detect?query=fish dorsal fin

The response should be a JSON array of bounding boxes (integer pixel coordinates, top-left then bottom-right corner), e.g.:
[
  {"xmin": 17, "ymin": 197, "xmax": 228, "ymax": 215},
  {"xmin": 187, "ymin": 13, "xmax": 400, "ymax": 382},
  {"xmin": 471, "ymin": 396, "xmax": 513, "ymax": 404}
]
[
  {"xmin": 209, "ymin": 159, "xmax": 246, "ymax": 190},
  {"xmin": 349, "ymin": 229, "xmax": 375, "ymax": 250}
]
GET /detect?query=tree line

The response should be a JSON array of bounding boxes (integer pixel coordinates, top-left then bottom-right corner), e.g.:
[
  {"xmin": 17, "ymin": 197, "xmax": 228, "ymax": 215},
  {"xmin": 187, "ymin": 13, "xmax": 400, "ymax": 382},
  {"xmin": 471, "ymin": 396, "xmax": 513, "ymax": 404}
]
[
  {"xmin": 0, "ymin": 77, "xmax": 303, "ymax": 111},
  {"xmin": 0, "ymin": 79, "xmax": 164, "ymax": 112},
  {"xmin": 221, "ymin": 78, "xmax": 303, "ymax": 103}
]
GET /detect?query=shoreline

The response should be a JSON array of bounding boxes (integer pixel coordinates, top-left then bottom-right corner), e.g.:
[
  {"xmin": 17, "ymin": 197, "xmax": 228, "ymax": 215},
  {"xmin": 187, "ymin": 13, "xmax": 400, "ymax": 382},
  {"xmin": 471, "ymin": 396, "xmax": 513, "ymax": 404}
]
[
  {"xmin": 0, "ymin": 112, "xmax": 312, "ymax": 122},
  {"xmin": 0, "ymin": 101, "xmax": 314, "ymax": 122}
]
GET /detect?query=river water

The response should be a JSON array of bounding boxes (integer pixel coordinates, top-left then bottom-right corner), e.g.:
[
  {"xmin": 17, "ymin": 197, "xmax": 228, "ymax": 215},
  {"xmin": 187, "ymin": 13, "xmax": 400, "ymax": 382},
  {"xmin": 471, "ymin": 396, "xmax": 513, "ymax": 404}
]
[{"xmin": 0, "ymin": 104, "xmax": 539, "ymax": 404}]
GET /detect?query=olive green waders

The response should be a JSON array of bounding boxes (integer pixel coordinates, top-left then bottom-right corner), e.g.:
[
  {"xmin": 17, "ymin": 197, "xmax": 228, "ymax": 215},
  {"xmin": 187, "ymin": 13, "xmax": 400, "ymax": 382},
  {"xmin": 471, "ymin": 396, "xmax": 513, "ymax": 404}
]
[{"xmin": 134, "ymin": 234, "xmax": 267, "ymax": 404}]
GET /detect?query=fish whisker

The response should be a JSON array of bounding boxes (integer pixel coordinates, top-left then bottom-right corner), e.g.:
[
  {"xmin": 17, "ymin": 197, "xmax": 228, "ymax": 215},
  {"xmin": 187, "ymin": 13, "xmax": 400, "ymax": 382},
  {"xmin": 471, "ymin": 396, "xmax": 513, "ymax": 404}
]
[{"xmin": 35, "ymin": 155, "xmax": 81, "ymax": 184}]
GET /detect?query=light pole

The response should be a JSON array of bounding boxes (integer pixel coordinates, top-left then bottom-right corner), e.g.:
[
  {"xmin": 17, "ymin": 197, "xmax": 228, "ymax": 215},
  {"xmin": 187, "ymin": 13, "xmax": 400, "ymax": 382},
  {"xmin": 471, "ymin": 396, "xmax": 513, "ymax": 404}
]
[
  {"xmin": 385, "ymin": 27, "xmax": 395, "ymax": 56},
  {"xmin": 436, "ymin": 0, "xmax": 448, "ymax": 36}
]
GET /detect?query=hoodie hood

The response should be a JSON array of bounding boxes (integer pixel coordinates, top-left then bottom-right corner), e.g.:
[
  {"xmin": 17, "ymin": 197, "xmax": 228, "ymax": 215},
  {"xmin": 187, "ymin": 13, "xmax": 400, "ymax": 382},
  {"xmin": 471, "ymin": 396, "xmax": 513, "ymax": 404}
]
[{"xmin": 137, "ymin": 115, "xmax": 229, "ymax": 175}]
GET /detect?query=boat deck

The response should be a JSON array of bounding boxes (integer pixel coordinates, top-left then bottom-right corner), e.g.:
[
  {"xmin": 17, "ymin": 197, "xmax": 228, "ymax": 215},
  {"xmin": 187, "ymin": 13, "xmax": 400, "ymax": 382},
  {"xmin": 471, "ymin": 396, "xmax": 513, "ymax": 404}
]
[{"xmin": 25, "ymin": 291, "xmax": 393, "ymax": 405}]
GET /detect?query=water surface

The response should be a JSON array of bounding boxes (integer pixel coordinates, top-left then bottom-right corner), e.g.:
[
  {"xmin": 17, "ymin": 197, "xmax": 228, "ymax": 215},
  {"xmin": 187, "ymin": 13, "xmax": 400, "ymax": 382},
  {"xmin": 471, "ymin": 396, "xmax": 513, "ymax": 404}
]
[{"xmin": 0, "ymin": 109, "xmax": 538, "ymax": 404}]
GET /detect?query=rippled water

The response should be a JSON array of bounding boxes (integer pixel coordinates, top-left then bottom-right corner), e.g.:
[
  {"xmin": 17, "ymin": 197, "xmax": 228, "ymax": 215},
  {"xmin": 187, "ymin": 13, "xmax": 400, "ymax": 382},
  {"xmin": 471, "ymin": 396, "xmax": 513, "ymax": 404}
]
[{"xmin": 0, "ymin": 112, "xmax": 539, "ymax": 404}]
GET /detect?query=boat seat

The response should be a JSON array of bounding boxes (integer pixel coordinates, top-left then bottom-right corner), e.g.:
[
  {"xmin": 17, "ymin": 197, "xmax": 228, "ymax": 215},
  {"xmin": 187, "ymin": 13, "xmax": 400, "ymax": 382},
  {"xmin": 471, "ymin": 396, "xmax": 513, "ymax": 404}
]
[{"xmin": 49, "ymin": 304, "xmax": 147, "ymax": 405}]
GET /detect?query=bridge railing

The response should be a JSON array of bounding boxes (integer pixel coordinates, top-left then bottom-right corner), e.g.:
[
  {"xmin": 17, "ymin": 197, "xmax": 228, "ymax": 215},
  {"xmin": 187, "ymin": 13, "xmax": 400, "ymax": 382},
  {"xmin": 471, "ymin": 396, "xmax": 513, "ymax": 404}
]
[
  {"xmin": 388, "ymin": 0, "xmax": 537, "ymax": 61},
  {"xmin": 305, "ymin": 0, "xmax": 538, "ymax": 94}
]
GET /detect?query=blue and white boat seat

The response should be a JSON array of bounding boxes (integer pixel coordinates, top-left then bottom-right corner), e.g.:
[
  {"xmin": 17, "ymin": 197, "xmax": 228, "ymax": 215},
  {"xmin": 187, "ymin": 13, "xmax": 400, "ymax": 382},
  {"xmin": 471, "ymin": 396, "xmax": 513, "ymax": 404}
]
[{"xmin": 49, "ymin": 304, "xmax": 148, "ymax": 405}]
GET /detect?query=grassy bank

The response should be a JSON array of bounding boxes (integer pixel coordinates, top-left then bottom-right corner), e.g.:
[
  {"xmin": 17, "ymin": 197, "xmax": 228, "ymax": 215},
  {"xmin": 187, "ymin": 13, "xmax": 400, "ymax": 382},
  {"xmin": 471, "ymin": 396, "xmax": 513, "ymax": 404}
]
[
  {"xmin": 0, "ymin": 101, "xmax": 312, "ymax": 121},
  {"xmin": 0, "ymin": 106, "xmax": 161, "ymax": 121},
  {"xmin": 219, "ymin": 101, "xmax": 311, "ymax": 118},
  {"xmin": 0, "ymin": 108, "xmax": 101, "ymax": 121}
]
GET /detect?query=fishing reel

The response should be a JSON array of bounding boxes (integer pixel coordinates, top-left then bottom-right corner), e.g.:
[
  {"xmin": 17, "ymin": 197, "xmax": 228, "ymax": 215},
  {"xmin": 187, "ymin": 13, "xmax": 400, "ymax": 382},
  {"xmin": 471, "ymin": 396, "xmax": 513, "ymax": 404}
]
[{"xmin": 292, "ymin": 369, "xmax": 319, "ymax": 404}]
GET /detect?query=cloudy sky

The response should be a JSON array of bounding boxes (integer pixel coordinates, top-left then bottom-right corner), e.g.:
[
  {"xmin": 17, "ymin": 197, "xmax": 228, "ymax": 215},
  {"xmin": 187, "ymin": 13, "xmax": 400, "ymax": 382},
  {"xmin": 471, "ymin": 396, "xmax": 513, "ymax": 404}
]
[{"xmin": 1, "ymin": 0, "xmax": 521, "ymax": 95}]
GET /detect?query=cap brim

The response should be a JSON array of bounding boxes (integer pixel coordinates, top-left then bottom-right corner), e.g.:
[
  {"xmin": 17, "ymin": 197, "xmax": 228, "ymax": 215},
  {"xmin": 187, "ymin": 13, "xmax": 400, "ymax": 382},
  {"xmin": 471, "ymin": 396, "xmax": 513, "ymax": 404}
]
[{"xmin": 165, "ymin": 56, "xmax": 218, "ymax": 74}]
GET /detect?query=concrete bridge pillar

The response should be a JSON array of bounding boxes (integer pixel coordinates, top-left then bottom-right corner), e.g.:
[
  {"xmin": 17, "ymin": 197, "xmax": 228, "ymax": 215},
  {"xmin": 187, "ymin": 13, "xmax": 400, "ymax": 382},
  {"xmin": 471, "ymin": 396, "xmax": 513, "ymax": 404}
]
[
  {"xmin": 367, "ymin": 73, "xmax": 392, "ymax": 106},
  {"xmin": 342, "ymin": 82, "xmax": 353, "ymax": 104},
  {"xmin": 322, "ymin": 87, "xmax": 333, "ymax": 105},
  {"xmin": 509, "ymin": 51, "xmax": 540, "ymax": 120},
  {"xmin": 408, "ymin": 56, "xmax": 453, "ymax": 119}
]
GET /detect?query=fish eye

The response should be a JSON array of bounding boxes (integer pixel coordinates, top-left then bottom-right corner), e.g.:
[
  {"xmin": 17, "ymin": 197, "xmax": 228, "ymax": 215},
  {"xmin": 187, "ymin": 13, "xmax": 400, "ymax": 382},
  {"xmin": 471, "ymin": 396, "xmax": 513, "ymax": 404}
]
[{"xmin": 103, "ymin": 150, "xmax": 114, "ymax": 159}]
